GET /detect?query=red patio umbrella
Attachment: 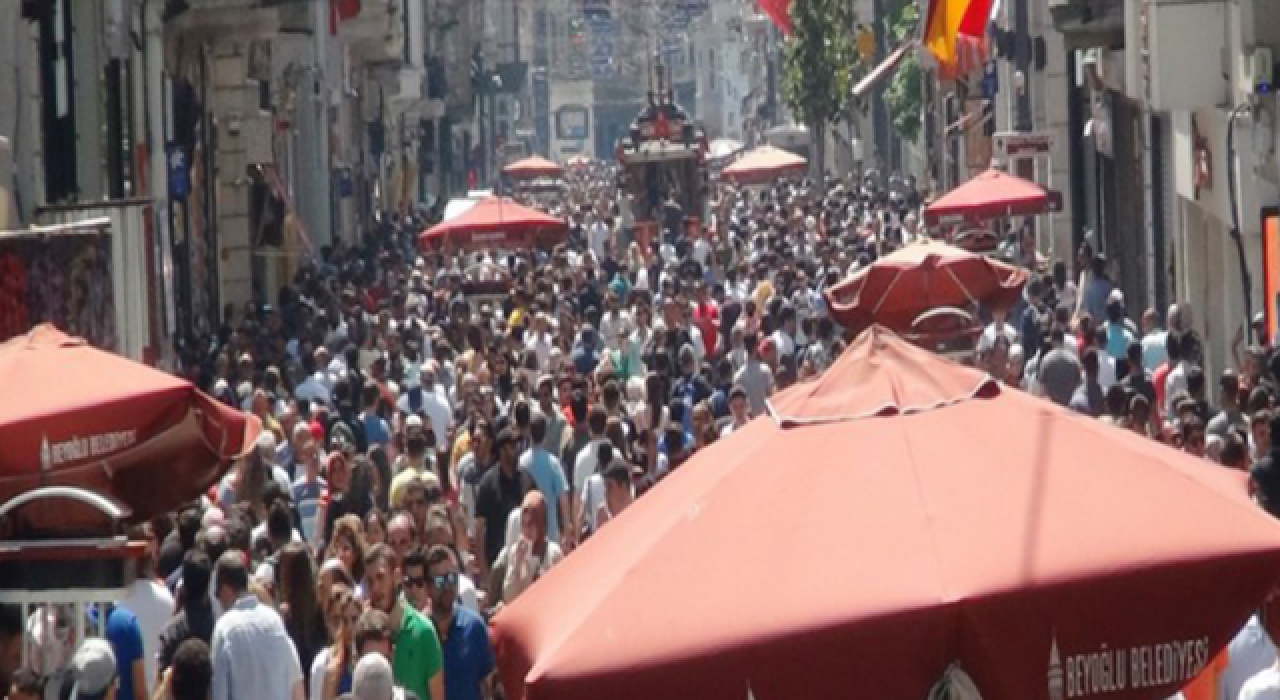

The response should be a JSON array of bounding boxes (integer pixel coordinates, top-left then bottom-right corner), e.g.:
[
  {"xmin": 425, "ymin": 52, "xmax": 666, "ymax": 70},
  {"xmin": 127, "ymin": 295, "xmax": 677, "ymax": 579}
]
[
  {"xmin": 493, "ymin": 326, "xmax": 1280, "ymax": 700},
  {"xmin": 824, "ymin": 241, "xmax": 1029, "ymax": 331},
  {"xmin": 925, "ymin": 167, "xmax": 1050, "ymax": 226},
  {"xmin": 503, "ymin": 155, "xmax": 565, "ymax": 180},
  {"xmin": 721, "ymin": 145, "xmax": 807, "ymax": 184},
  {"xmin": 0, "ymin": 325, "xmax": 260, "ymax": 532},
  {"xmin": 419, "ymin": 196, "xmax": 568, "ymax": 251}
]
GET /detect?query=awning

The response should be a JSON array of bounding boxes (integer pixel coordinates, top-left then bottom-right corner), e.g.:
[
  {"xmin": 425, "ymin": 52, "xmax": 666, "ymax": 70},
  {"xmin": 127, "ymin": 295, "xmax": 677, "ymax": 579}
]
[
  {"xmin": 255, "ymin": 164, "xmax": 316, "ymax": 256},
  {"xmin": 853, "ymin": 41, "xmax": 916, "ymax": 101}
]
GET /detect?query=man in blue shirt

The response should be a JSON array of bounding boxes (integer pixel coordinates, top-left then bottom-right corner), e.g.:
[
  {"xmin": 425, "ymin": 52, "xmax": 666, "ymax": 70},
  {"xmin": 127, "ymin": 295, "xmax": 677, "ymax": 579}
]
[
  {"xmin": 102, "ymin": 603, "xmax": 148, "ymax": 700},
  {"xmin": 425, "ymin": 545, "xmax": 495, "ymax": 700},
  {"xmin": 360, "ymin": 381, "xmax": 392, "ymax": 447},
  {"xmin": 519, "ymin": 413, "xmax": 570, "ymax": 543}
]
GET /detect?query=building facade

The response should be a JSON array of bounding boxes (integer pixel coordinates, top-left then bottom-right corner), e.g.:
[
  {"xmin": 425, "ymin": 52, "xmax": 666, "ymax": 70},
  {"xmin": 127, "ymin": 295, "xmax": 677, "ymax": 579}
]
[{"xmin": 1053, "ymin": 0, "xmax": 1280, "ymax": 381}]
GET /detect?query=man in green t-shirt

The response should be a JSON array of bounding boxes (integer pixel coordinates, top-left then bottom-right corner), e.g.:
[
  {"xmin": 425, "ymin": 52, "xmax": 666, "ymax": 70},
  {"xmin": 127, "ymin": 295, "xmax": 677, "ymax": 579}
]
[{"xmin": 365, "ymin": 543, "xmax": 444, "ymax": 700}]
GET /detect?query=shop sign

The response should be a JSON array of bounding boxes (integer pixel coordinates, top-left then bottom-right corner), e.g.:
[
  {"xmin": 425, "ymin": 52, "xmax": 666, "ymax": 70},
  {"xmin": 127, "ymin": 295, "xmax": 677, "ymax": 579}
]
[{"xmin": 994, "ymin": 131, "xmax": 1054, "ymax": 158}]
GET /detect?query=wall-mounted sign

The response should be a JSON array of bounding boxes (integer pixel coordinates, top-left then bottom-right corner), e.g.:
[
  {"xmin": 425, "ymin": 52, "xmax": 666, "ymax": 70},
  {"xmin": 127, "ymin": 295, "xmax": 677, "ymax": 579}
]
[{"xmin": 994, "ymin": 131, "xmax": 1054, "ymax": 158}]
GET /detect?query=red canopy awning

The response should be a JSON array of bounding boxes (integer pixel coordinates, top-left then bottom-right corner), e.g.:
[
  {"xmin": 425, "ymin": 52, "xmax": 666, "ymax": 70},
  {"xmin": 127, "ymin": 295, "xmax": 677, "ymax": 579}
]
[
  {"xmin": 0, "ymin": 325, "xmax": 260, "ymax": 532},
  {"xmin": 494, "ymin": 326, "xmax": 1280, "ymax": 700},
  {"xmin": 721, "ymin": 145, "xmax": 807, "ymax": 184},
  {"xmin": 419, "ymin": 196, "xmax": 568, "ymax": 251},
  {"xmin": 924, "ymin": 167, "xmax": 1050, "ymax": 226},
  {"xmin": 825, "ymin": 241, "xmax": 1029, "ymax": 331},
  {"xmin": 503, "ymin": 156, "xmax": 565, "ymax": 180}
]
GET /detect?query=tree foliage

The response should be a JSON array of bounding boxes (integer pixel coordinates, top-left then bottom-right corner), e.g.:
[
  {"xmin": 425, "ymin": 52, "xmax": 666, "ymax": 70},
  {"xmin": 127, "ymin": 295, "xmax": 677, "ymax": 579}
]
[
  {"xmin": 883, "ymin": 0, "xmax": 922, "ymax": 143},
  {"xmin": 782, "ymin": 0, "xmax": 858, "ymax": 130}
]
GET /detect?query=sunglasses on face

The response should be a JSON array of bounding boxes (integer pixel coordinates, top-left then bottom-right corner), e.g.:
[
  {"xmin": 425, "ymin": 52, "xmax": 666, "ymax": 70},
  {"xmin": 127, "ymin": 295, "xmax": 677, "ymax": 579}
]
[
  {"xmin": 404, "ymin": 576, "xmax": 429, "ymax": 589},
  {"xmin": 430, "ymin": 572, "xmax": 459, "ymax": 590}
]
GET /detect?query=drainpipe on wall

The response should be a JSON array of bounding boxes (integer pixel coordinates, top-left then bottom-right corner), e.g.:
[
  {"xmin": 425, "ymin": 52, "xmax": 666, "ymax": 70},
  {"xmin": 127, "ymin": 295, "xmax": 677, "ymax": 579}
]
[
  {"xmin": 144, "ymin": 0, "xmax": 171, "ymax": 363},
  {"xmin": 1225, "ymin": 102, "xmax": 1255, "ymax": 342}
]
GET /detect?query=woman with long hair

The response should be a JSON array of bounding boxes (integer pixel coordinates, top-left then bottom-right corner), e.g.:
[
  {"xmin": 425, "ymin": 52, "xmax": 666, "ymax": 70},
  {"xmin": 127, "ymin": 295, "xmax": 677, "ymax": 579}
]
[
  {"xmin": 324, "ymin": 515, "xmax": 368, "ymax": 590},
  {"xmin": 276, "ymin": 542, "xmax": 328, "ymax": 689},
  {"xmin": 320, "ymin": 453, "xmax": 376, "ymax": 547},
  {"xmin": 225, "ymin": 446, "xmax": 269, "ymax": 520},
  {"xmin": 367, "ymin": 445, "xmax": 393, "ymax": 512},
  {"xmin": 309, "ymin": 579, "xmax": 362, "ymax": 700}
]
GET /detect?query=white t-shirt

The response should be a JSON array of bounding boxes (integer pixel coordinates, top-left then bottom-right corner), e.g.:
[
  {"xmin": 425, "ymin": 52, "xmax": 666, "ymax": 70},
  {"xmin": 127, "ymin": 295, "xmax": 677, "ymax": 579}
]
[
  {"xmin": 1165, "ymin": 362, "xmax": 1189, "ymax": 416},
  {"xmin": 118, "ymin": 578, "xmax": 176, "ymax": 694},
  {"xmin": 1239, "ymin": 666, "xmax": 1280, "ymax": 700},
  {"xmin": 978, "ymin": 322, "xmax": 1018, "ymax": 355},
  {"xmin": 581, "ymin": 473, "xmax": 608, "ymax": 533},
  {"xmin": 309, "ymin": 647, "xmax": 334, "ymax": 700},
  {"xmin": 1226, "ymin": 616, "xmax": 1279, "ymax": 700},
  {"xmin": 573, "ymin": 438, "xmax": 610, "ymax": 498}
]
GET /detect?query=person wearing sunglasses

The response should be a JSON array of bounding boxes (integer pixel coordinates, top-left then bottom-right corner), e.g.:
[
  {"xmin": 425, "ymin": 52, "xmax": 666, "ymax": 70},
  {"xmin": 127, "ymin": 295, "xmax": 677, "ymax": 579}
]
[
  {"xmin": 425, "ymin": 545, "xmax": 496, "ymax": 700},
  {"xmin": 401, "ymin": 547, "xmax": 432, "ymax": 614}
]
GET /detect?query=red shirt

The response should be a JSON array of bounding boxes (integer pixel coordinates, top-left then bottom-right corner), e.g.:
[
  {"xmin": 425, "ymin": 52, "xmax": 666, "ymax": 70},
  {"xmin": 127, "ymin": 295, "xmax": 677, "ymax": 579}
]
[
  {"xmin": 694, "ymin": 301, "xmax": 720, "ymax": 357},
  {"xmin": 1152, "ymin": 361, "xmax": 1172, "ymax": 422}
]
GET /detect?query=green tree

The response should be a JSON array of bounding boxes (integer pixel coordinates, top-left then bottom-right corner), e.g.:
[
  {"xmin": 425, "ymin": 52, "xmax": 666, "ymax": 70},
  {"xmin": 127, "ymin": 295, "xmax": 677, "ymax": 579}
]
[
  {"xmin": 883, "ymin": 0, "xmax": 922, "ymax": 143},
  {"xmin": 782, "ymin": 0, "xmax": 859, "ymax": 182}
]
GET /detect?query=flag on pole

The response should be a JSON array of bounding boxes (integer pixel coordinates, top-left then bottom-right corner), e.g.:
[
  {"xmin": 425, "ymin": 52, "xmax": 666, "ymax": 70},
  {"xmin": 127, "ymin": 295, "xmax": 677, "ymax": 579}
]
[
  {"xmin": 921, "ymin": 0, "xmax": 993, "ymax": 71},
  {"xmin": 758, "ymin": 0, "xmax": 792, "ymax": 35}
]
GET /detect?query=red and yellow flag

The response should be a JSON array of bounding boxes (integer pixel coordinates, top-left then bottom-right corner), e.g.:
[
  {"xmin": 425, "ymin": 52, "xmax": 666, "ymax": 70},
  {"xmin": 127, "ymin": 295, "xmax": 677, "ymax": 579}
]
[{"xmin": 921, "ymin": 0, "xmax": 993, "ymax": 67}]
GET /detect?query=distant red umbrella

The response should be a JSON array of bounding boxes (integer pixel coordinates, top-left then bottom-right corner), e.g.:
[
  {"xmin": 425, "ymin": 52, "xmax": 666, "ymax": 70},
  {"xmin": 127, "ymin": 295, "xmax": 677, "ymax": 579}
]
[
  {"xmin": 419, "ymin": 196, "xmax": 568, "ymax": 251},
  {"xmin": 494, "ymin": 326, "xmax": 1280, "ymax": 700},
  {"xmin": 825, "ymin": 241, "xmax": 1029, "ymax": 331},
  {"xmin": 503, "ymin": 156, "xmax": 565, "ymax": 180},
  {"xmin": 721, "ymin": 145, "xmax": 806, "ymax": 184},
  {"xmin": 0, "ymin": 325, "xmax": 260, "ymax": 532},
  {"xmin": 924, "ymin": 167, "xmax": 1050, "ymax": 226}
]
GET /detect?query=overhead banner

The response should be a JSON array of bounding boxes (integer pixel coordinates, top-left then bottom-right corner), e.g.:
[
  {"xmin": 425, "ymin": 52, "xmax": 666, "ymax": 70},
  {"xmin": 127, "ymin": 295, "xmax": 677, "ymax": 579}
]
[{"xmin": 1263, "ymin": 207, "xmax": 1280, "ymax": 344}]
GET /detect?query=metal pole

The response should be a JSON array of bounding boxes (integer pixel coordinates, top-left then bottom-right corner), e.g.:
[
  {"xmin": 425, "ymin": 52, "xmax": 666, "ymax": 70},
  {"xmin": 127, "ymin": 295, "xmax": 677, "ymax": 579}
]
[
  {"xmin": 1012, "ymin": 0, "xmax": 1032, "ymax": 133},
  {"xmin": 765, "ymin": 25, "xmax": 777, "ymax": 128},
  {"xmin": 871, "ymin": 0, "xmax": 889, "ymax": 168}
]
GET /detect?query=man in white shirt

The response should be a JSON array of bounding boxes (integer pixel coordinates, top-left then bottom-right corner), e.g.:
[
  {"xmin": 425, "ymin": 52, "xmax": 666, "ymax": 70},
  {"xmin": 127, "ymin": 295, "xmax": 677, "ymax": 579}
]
[
  {"xmin": 211, "ymin": 551, "xmax": 304, "ymax": 700},
  {"xmin": 294, "ymin": 347, "xmax": 333, "ymax": 408},
  {"xmin": 118, "ymin": 524, "xmax": 174, "ymax": 696},
  {"xmin": 1239, "ymin": 662, "xmax": 1280, "ymax": 700},
  {"xmin": 400, "ymin": 364, "xmax": 452, "ymax": 443},
  {"xmin": 587, "ymin": 215, "xmax": 610, "ymax": 260},
  {"xmin": 978, "ymin": 308, "xmax": 1019, "ymax": 356},
  {"xmin": 1224, "ymin": 615, "xmax": 1278, "ymax": 700},
  {"xmin": 598, "ymin": 295, "xmax": 634, "ymax": 355},
  {"xmin": 571, "ymin": 407, "xmax": 612, "ymax": 539}
]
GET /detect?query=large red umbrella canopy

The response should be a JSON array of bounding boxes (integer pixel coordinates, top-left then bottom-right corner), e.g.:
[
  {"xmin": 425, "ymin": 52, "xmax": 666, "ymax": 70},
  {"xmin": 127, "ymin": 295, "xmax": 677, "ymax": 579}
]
[
  {"xmin": 493, "ymin": 327, "xmax": 1280, "ymax": 700},
  {"xmin": 419, "ymin": 197, "xmax": 568, "ymax": 251},
  {"xmin": 721, "ymin": 145, "xmax": 807, "ymax": 184},
  {"xmin": 824, "ymin": 241, "xmax": 1029, "ymax": 331},
  {"xmin": 503, "ymin": 155, "xmax": 565, "ymax": 180},
  {"xmin": 0, "ymin": 325, "xmax": 260, "ymax": 531},
  {"xmin": 925, "ymin": 167, "xmax": 1050, "ymax": 226}
]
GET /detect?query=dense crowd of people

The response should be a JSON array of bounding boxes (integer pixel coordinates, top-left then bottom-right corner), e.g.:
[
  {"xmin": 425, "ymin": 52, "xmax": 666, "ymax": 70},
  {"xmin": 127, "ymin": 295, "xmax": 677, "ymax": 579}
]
[{"xmin": 6, "ymin": 160, "xmax": 1280, "ymax": 700}]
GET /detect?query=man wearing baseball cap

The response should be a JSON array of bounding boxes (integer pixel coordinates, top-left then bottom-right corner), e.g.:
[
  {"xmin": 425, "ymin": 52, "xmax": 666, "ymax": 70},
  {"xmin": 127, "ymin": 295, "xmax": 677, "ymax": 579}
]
[{"xmin": 67, "ymin": 637, "xmax": 118, "ymax": 700}]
